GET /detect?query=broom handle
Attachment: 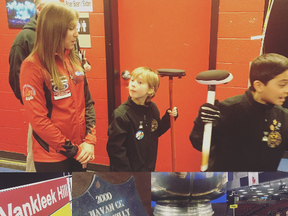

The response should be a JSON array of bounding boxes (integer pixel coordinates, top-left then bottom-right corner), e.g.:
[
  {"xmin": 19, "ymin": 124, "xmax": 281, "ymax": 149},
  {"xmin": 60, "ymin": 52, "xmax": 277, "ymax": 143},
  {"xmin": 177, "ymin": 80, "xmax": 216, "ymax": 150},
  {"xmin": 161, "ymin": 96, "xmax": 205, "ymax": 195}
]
[
  {"xmin": 201, "ymin": 85, "xmax": 215, "ymax": 171},
  {"xmin": 169, "ymin": 77, "xmax": 176, "ymax": 171}
]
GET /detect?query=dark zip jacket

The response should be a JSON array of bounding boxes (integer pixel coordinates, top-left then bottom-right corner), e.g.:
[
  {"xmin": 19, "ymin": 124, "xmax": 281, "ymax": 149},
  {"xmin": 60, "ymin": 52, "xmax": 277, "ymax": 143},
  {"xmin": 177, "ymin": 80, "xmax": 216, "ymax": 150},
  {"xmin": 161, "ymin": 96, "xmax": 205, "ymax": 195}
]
[
  {"xmin": 190, "ymin": 89, "xmax": 288, "ymax": 171},
  {"xmin": 9, "ymin": 15, "xmax": 37, "ymax": 104},
  {"xmin": 107, "ymin": 96, "xmax": 172, "ymax": 171}
]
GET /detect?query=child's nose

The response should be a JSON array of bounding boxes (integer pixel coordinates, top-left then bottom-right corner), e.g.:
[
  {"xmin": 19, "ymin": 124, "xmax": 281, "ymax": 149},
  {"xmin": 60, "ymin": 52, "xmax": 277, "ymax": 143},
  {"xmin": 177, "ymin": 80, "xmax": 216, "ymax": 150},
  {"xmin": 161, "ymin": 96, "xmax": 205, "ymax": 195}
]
[
  {"xmin": 285, "ymin": 85, "xmax": 288, "ymax": 93},
  {"xmin": 131, "ymin": 80, "xmax": 136, "ymax": 86}
]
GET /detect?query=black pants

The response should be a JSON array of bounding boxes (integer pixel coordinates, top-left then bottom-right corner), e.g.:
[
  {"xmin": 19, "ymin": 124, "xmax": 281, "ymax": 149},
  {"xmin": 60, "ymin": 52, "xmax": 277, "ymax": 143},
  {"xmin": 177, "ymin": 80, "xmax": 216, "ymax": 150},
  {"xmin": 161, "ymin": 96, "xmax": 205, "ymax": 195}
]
[{"xmin": 34, "ymin": 158, "xmax": 86, "ymax": 172}]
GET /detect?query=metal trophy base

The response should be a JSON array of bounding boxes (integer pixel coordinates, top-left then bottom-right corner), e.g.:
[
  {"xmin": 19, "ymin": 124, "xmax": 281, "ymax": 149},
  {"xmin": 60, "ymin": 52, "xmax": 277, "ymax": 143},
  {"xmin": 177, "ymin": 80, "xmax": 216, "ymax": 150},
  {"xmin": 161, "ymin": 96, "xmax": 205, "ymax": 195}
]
[{"xmin": 153, "ymin": 200, "xmax": 214, "ymax": 216}]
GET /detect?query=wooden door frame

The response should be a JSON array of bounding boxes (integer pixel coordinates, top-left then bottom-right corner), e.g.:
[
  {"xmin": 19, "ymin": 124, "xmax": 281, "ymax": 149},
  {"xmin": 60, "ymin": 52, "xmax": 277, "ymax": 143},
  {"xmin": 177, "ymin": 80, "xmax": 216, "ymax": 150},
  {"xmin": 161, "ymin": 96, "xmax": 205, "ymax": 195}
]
[{"xmin": 104, "ymin": 0, "xmax": 121, "ymax": 124}]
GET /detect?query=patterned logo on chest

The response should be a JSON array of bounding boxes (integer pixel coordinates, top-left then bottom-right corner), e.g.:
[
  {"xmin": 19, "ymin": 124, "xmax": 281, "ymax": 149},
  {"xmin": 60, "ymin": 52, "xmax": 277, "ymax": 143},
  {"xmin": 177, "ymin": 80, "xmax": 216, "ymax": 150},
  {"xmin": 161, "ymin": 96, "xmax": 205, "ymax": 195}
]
[
  {"xmin": 151, "ymin": 118, "xmax": 158, "ymax": 132},
  {"xmin": 267, "ymin": 119, "xmax": 282, "ymax": 148}
]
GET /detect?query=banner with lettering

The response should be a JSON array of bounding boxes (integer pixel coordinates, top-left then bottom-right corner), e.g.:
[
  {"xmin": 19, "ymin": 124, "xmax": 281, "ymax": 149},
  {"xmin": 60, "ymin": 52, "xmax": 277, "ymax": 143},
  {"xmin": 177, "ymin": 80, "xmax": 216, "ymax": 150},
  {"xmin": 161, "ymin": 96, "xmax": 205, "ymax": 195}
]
[
  {"xmin": 64, "ymin": 0, "xmax": 93, "ymax": 12},
  {"xmin": 0, "ymin": 176, "xmax": 71, "ymax": 216}
]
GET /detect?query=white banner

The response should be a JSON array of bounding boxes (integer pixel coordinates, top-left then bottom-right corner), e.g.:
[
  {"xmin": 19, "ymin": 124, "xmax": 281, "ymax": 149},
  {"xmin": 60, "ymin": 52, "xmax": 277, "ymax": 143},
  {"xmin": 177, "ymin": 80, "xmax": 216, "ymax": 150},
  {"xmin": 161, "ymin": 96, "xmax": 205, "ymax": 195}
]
[
  {"xmin": 248, "ymin": 172, "xmax": 259, "ymax": 186},
  {"xmin": 65, "ymin": 0, "xmax": 93, "ymax": 12}
]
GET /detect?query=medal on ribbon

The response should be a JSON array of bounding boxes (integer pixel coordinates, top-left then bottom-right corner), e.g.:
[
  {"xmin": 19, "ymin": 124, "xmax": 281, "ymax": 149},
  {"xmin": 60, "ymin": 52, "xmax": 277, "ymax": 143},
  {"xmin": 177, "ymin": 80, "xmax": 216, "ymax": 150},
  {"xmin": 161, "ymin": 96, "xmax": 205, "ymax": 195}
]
[{"xmin": 135, "ymin": 121, "xmax": 144, "ymax": 140}]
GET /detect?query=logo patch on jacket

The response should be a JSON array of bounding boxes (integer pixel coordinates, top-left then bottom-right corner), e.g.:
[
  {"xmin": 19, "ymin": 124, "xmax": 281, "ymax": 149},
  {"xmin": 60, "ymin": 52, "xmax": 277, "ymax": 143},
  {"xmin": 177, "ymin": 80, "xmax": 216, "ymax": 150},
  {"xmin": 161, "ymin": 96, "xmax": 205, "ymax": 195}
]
[
  {"xmin": 151, "ymin": 119, "xmax": 158, "ymax": 132},
  {"xmin": 23, "ymin": 84, "xmax": 36, "ymax": 101},
  {"xmin": 135, "ymin": 130, "xmax": 144, "ymax": 140},
  {"xmin": 267, "ymin": 119, "xmax": 282, "ymax": 148},
  {"xmin": 51, "ymin": 77, "xmax": 71, "ymax": 100}
]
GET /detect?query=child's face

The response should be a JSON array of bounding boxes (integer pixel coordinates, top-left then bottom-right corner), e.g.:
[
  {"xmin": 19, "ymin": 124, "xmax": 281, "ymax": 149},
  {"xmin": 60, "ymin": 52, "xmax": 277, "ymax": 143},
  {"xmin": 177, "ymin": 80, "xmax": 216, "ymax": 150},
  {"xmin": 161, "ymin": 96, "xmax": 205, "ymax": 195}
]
[
  {"xmin": 259, "ymin": 69, "xmax": 288, "ymax": 105},
  {"xmin": 129, "ymin": 75, "xmax": 151, "ymax": 105}
]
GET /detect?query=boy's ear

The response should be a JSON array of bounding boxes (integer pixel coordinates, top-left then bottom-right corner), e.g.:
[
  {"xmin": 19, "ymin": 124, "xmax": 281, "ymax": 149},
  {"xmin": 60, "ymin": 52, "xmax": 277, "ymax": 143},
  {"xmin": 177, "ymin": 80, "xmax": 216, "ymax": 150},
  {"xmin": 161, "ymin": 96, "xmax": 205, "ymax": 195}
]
[
  {"xmin": 253, "ymin": 80, "xmax": 265, "ymax": 92},
  {"xmin": 148, "ymin": 87, "xmax": 155, "ymax": 97}
]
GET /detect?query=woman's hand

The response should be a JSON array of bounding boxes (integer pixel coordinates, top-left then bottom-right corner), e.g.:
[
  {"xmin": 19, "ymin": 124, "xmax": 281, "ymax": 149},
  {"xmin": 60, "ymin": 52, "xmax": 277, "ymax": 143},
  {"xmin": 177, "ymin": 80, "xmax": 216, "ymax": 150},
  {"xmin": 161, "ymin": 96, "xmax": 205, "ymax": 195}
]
[{"xmin": 76, "ymin": 142, "xmax": 95, "ymax": 169}]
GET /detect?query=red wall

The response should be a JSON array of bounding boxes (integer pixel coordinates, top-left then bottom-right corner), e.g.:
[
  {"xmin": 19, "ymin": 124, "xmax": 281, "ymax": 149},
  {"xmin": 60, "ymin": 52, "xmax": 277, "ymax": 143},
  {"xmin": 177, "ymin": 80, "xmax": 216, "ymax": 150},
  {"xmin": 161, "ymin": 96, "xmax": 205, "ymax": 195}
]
[
  {"xmin": 82, "ymin": 0, "xmax": 109, "ymax": 165},
  {"xmin": 117, "ymin": 0, "xmax": 212, "ymax": 172},
  {"xmin": 0, "ymin": 0, "xmax": 265, "ymax": 171},
  {"xmin": 216, "ymin": 0, "xmax": 265, "ymax": 99},
  {"xmin": 0, "ymin": 1, "xmax": 27, "ymax": 154}
]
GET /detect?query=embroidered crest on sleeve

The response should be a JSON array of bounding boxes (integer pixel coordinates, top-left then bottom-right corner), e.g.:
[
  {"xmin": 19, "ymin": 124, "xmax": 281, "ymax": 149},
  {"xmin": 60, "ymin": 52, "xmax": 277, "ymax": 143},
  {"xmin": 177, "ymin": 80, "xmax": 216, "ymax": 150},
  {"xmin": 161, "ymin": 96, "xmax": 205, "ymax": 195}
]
[{"xmin": 22, "ymin": 84, "xmax": 36, "ymax": 101}]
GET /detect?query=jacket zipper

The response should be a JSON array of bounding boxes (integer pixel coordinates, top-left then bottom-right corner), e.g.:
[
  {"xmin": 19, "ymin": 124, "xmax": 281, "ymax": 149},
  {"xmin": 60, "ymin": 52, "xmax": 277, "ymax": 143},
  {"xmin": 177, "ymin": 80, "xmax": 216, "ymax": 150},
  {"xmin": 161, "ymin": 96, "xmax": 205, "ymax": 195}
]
[{"xmin": 66, "ymin": 60, "xmax": 81, "ymax": 144}]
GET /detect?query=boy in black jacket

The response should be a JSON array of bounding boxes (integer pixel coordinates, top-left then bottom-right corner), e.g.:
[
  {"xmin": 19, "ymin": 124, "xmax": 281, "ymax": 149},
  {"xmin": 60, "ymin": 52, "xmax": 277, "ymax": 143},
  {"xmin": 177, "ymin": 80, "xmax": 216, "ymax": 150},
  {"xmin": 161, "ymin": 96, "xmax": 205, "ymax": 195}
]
[
  {"xmin": 190, "ymin": 53, "xmax": 288, "ymax": 171},
  {"xmin": 107, "ymin": 67, "xmax": 178, "ymax": 171}
]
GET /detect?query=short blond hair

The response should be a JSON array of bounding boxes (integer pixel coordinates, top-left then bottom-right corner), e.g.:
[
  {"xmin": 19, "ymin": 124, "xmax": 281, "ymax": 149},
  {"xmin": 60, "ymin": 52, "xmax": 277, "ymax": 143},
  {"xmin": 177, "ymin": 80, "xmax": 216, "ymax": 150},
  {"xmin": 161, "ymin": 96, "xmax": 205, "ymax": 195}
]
[{"xmin": 131, "ymin": 67, "xmax": 159, "ymax": 100}]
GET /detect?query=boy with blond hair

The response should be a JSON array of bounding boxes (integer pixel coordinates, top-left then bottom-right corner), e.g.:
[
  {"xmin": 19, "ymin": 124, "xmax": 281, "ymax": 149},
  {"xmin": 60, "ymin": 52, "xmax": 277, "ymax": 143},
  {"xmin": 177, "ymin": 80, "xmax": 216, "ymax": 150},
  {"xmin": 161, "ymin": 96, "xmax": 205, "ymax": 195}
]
[{"xmin": 107, "ymin": 67, "xmax": 177, "ymax": 171}]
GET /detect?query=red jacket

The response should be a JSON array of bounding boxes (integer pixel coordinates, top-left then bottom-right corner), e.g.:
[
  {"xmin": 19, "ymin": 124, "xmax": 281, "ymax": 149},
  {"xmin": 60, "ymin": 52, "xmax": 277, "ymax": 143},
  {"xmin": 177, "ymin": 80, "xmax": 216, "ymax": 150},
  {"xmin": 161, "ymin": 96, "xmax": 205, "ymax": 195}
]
[{"xmin": 20, "ymin": 50, "xmax": 96, "ymax": 162}]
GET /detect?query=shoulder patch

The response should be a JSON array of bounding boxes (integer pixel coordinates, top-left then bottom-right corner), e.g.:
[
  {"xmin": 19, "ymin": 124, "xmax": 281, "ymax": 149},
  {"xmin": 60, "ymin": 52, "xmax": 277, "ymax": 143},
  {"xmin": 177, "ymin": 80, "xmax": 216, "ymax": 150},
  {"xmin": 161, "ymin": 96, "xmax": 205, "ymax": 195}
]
[{"xmin": 22, "ymin": 84, "xmax": 36, "ymax": 101}]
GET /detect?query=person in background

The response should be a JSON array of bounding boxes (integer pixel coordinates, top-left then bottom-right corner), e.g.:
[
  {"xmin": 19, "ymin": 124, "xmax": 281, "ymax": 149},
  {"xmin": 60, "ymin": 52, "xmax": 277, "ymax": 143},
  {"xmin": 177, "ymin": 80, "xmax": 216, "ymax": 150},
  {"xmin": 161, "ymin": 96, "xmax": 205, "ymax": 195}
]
[
  {"xmin": 74, "ymin": 37, "xmax": 91, "ymax": 73},
  {"xmin": 107, "ymin": 67, "xmax": 178, "ymax": 171},
  {"xmin": 20, "ymin": 2, "xmax": 96, "ymax": 172},
  {"xmin": 8, "ymin": 0, "xmax": 91, "ymax": 171}
]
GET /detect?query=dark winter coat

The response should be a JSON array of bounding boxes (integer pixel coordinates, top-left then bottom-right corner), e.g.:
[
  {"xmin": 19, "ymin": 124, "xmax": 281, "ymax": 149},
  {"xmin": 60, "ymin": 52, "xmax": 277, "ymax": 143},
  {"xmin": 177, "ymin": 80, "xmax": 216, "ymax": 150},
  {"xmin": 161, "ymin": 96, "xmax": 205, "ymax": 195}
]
[
  {"xmin": 9, "ymin": 15, "xmax": 37, "ymax": 104},
  {"xmin": 190, "ymin": 89, "xmax": 288, "ymax": 171},
  {"xmin": 107, "ymin": 97, "xmax": 172, "ymax": 171}
]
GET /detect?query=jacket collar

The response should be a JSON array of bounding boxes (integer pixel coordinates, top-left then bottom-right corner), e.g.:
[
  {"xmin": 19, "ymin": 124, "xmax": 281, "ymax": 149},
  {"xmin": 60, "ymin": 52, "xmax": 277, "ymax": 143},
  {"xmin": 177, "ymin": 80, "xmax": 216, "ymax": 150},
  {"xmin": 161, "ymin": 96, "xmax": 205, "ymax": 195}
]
[
  {"xmin": 127, "ymin": 96, "xmax": 152, "ymax": 112},
  {"xmin": 245, "ymin": 88, "xmax": 274, "ymax": 111}
]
